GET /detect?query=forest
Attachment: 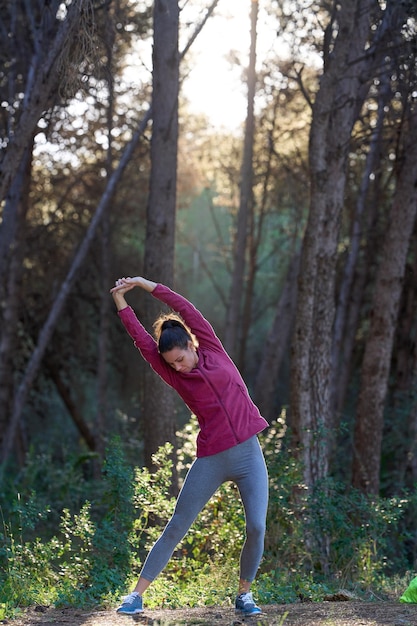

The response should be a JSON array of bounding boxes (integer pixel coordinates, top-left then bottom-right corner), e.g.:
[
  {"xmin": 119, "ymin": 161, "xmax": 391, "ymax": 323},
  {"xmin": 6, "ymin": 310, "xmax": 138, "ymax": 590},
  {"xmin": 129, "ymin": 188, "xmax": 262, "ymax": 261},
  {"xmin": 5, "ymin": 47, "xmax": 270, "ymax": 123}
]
[{"xmin": 1, "ymin": 0, "xmax": 417, "ymax": 618}]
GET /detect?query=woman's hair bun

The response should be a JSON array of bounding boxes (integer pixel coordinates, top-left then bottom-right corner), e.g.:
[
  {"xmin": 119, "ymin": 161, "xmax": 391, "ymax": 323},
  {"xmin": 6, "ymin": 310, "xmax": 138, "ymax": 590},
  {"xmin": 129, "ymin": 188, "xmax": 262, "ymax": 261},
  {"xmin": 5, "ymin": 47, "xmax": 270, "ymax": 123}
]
[
  {"xmin": 161, "ymin": 319, "xmax": 183, "ymax": 331},
  {"xmin": 153, "ymin": 313, "xmax": 197, "ymax": 354}
]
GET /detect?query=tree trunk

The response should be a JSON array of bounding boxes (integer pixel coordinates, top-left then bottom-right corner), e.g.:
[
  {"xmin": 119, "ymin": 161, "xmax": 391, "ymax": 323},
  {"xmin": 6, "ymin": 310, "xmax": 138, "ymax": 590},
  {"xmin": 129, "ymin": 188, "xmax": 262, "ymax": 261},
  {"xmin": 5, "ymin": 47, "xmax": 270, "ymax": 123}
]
[
  {"xmin": 0, "ymin": 144, "xmax": 33, "ymax": 454},
  {"xmin": 96, "ymin": 7, "xmax": 117, "ymax": 465},
  {"xmin": 384, "ymin": 243, "xmax": 417, "ymax": 495},
  {"xmin": 254, "ymin": 252, "xmax": 300, "ymax": 422},
  {"xmin": 290, "ymin": 0, "xmax": 375, "ymax": 489},
  {"xmin": 0, "ymin": 0, "xmax": 218, "ymax": 476},
  {"xmin": 352, "ymin": 107, "xmax": 417, "ymax": 495},
  {"xmin": 142, "ymin": 0, "xmax": 179, "ymax": 479},
  {"xmin": 331, "ymin": 72, "xmax": 390, "ymax": 424},
  {"xmin": 224, "ymin": 0, "xmax": 258, "ymax": 360},
  {"xmin": 238, "ymin": 102, "xmax": 279, "ymax": 372}
]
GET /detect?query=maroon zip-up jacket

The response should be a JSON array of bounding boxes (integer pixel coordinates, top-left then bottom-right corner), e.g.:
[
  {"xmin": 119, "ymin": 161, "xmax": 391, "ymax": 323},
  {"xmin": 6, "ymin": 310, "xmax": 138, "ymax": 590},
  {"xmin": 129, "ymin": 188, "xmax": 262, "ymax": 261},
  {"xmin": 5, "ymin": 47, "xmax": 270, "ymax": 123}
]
[{"xmin": 118, "ymin": 284, "xmax": 268, "ymax": 457}]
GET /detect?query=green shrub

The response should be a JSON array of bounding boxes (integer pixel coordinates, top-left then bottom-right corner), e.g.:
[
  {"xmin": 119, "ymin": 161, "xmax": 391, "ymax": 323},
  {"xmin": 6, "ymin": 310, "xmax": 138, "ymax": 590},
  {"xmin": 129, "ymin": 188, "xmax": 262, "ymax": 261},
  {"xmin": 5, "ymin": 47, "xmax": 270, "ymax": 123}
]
[
  {"xmin": 0, "ymin": 417, "xmax": 415, "ymax": 617},
  {"xmin": 131, "ymin": 419, "xmax": 246, "ymax": 587},
  {"xmin": 262, "ymin": 417, "xmax": 409, "ymax": 592},
  {"xmin": 0, "ymin": 437, "xmax": 139, "ymax": 612}
]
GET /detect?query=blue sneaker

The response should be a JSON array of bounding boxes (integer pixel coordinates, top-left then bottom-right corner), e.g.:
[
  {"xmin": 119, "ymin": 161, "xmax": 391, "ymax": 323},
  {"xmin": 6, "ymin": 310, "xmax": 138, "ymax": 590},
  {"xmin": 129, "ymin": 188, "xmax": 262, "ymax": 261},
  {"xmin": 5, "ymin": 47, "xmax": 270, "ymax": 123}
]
[
  {"xmin": 235, "ymin": 591, "xmax": 262, "ymax": 614},
  {"xmin": 116, "ymin": 591, "xmax": 144, "ymax": 615}
]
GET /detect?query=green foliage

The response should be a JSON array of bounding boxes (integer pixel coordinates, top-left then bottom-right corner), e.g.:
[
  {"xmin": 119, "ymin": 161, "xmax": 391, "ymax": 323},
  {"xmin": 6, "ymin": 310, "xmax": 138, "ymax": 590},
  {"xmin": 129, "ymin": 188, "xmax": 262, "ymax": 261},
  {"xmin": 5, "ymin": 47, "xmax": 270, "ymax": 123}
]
[
  {"xmin": 303, "ymin": 480, "xmax": 408, "ymax": 585},
  {"xmin": 1, "ymin": 447, "xmax": 98, "ymax": 535},
  {"xmin": 262, "ymin": 418, "xmax": 410, "ymax": 592},
  {"xmin": 0, "ymin": 437, "xmax": 138, "ymax": 613},
  {"xmin": 256, "ymin": 569, "xmax": 335, "ymax": 604},
  {"xmin": 0, "ymin": 423, "xmax": 416, "ymax": 618},
  {"xmin": 0, "ymin": 429, "xmax": 245, "ymax": 615},
  {"xmin": 131, "ymin": 420, "xmax": 245, "ymax": 590}
]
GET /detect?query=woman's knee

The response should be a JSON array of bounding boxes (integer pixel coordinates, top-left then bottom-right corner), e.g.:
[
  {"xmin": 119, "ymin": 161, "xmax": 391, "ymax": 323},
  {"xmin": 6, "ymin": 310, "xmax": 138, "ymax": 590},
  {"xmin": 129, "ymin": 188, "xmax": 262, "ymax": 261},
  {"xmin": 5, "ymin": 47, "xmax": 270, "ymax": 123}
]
[
  {"xmin": 163, "ymin": 513, "xmax": 192, "ymax": 543},
  {"xmin": 245, "ymin": 519, "xmax": 266, "ymax": 540}
]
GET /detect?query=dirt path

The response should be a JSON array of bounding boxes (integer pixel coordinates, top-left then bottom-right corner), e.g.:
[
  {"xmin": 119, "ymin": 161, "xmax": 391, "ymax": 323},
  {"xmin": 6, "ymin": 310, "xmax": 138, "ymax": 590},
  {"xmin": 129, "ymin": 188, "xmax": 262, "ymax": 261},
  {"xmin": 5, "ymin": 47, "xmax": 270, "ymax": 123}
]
[{"xmin": 8, "ymin": 601, "xmax": 417, "ymax": 626}]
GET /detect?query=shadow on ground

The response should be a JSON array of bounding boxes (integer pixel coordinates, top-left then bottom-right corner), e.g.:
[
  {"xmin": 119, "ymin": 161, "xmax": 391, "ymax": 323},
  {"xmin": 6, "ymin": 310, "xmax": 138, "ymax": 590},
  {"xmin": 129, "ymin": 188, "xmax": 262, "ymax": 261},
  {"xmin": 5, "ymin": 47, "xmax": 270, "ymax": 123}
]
[{"xmin": 9, "ymin": 600, "xmax": 417, "ymax": 626}]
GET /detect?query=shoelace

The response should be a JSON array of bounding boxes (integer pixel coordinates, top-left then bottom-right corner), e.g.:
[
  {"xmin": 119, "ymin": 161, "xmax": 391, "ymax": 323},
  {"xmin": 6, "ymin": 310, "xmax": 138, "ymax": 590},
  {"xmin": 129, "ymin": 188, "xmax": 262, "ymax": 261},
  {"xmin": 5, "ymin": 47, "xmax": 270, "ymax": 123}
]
[
  {"xmin": 239, "ymin": 592, "xmax": 253, "ymax": 601},
  {"xmin": 123, "ymin": 593, "xmax": 139, "ymax": 604}
]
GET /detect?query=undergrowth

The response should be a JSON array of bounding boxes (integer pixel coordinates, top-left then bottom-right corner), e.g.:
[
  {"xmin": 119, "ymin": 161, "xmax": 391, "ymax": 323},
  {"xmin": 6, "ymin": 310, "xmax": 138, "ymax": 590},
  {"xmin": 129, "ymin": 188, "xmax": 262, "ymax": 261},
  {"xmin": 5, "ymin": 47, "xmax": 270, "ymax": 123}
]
[{"xmin": 0, "ymin": 418, "xmax": 414, "ymax": 620}]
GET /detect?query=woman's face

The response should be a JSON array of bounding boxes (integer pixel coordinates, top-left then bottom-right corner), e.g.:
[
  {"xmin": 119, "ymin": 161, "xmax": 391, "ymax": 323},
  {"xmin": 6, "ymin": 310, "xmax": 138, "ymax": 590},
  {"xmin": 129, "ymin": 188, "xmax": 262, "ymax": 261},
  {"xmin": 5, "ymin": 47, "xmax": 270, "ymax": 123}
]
[{"xmin": 162, "ymin": 341, "xmax": 198, "ymax": 373}]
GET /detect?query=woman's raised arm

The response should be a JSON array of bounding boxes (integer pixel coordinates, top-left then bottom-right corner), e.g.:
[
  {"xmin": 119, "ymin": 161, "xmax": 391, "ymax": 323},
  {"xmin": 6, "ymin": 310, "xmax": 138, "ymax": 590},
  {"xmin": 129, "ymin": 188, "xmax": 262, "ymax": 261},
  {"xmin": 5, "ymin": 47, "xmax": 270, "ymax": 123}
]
[{"xmin": 110, "ymin": 276, "xmax": 157, "ymax": 310}]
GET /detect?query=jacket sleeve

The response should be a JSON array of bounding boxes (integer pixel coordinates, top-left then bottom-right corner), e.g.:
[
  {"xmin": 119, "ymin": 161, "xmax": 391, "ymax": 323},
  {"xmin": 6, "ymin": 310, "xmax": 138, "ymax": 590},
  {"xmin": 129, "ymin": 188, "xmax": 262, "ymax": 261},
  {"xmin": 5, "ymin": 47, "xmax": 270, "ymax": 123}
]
[
  {"xmin": 152, "ymin": 284, "xmax": 223, "ymax": 351},
  {"xmin": 117, "ymin": 306, "xmax": 174, "ymax": 382}
]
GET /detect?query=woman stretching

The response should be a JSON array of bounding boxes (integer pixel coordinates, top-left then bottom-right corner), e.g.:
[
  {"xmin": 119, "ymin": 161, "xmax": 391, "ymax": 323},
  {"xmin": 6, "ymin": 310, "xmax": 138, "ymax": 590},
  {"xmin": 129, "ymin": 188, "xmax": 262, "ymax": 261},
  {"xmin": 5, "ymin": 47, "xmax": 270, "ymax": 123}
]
[{"xmin": 110, "ymin": 276, "xmax": 269, "ymax": 616}]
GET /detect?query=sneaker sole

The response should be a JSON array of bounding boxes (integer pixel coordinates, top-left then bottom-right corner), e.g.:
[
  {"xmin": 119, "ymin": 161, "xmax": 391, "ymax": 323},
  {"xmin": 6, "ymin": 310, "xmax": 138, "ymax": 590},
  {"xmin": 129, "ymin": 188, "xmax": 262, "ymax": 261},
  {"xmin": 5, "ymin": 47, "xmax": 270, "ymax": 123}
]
[{"xmin": 116, "ymin": 609, "xmax": 144, "ymax": 615}]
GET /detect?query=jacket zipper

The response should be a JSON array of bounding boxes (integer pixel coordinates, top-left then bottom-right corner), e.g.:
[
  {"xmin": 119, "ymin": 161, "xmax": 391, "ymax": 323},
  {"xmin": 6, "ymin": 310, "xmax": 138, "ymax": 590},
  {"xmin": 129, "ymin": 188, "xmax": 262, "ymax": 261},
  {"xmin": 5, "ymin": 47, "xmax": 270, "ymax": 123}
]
[{"xmin": 197, "ymin": 367, "xmax": 240, "ymax": 445}]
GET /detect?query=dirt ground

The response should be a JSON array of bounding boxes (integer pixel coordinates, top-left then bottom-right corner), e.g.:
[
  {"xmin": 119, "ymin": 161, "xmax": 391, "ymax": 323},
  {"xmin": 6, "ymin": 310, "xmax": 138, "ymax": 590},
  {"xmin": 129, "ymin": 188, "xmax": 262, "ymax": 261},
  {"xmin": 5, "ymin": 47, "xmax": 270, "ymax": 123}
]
[{"xmin": 7, "ymin": 600, "xmax": 417, "ymax": 626}]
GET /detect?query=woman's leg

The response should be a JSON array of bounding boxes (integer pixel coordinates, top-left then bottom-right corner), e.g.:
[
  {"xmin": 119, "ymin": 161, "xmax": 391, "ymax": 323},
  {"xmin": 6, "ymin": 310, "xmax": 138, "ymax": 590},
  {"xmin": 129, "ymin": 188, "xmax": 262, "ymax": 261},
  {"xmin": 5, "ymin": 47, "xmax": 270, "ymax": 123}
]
[
  {"xmin": 233, "ymin": 437, "xmax": 269, "ymax": 586},
  {"xmin": 118, "ymin": 437, "xmax": 268, "ymax": 614},
  {"xmin": 137, "ymin": 455, "xmax": 226, "ymax": 584}
]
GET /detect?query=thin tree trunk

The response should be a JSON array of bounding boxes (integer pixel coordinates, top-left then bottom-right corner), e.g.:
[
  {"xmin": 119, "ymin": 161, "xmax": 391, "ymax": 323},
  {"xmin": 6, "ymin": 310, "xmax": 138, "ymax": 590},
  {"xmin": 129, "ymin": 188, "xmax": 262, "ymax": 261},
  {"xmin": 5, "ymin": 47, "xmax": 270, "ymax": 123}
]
[
  {"xmin": 331, "ymin": 73, "xmax": 390, "ymax": 423},
  {"xmin": 0, "ymin": 143, "xmax": 33, "ymax": 452},
  {"xmin": 224, "ymin": 0, "xmax": 258, "ymax": 359},
  {"xmin": 384, "ymin": 241, "xmax": 417, "ymax": 494},
  {"xmin": 238, "ymin": 102, "xmax": 279, "ymax": 371},
  {"xmin": 142, "ymin": 0, "xmax": 179, "ymax": 481},
  {"xmin": 336, "ymin": 199, "xmax": 383, "ymax": 423},
  {"xmin": 96, "ymin": 5, "xmax": 117, "ymax": 464},
  {"xmin": 254, "ymin": 252, "xmax": 300, "ymax": 422}
]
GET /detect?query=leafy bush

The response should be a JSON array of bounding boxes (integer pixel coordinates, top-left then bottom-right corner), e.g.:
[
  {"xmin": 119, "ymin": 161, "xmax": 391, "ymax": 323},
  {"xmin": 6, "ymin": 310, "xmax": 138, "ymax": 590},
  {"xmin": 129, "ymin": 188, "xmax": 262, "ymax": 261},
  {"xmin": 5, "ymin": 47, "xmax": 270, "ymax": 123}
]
[
  {"xmin": 0, "ymin": 428, "xmax": 246, "ymax": 615},
  {"xmin": 0, "ymin": 417, "xmax": 415, "ymax": 618},
  {"xmin": 130, "ymin": 419, "xmax": 246, "ymax": 592},
  {"xmin": 0, "ymin": 438, "xmax": 135, "ymax": 612},
  {"xmin": 262, "ymin": 417, "xmax": 410, "ymax": 591}
]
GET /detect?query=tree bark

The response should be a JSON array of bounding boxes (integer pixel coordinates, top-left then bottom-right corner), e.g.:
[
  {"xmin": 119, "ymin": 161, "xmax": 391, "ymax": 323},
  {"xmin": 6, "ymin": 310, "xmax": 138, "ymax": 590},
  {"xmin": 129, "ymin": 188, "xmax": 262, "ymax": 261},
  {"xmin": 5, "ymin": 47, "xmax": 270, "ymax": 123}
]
[
  {"xmin": 290, "ymin": 0, "xmax": 375, "ymax": 489},
  {"xmin": 352, "ymin": 106, "xmax": 417, "ymax": 495},
  {"xmin": 224, "ymin": 0, "xmax": 258, "ymax": 360},
  {"xmin": 0, "ymin": 143, "xmax": 33, "ymax": 451},
  {"xmin": 142, "ymin": 0, "xmax": 179, "ymax": 477},
  {"xmin": 95, "ymin": 4, "xmax": 117, "ymax": 464},
  {"xmin": 331, "ymin": 72, "xmax": 390, "ymax": 424}
]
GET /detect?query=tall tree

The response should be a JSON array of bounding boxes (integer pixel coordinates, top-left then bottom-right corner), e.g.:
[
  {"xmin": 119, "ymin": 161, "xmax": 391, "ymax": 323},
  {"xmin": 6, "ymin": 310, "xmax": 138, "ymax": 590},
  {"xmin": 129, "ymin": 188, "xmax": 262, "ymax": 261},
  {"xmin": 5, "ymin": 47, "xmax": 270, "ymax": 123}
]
[
  {"xmin": 0, "ymin": 114, "xmax": 150, "ymax": 472},
  {"xmin": 0, "ymin": 144, "xmax": 33, "ymax": 457},
  {"xmin": 331, "ymin": 71, "xmax": 391, "ymax": 422},
  {"xmin": 352, "ymin": 103, "xmax": 417, "ymax": 495},
  {"xmin": 96, "ymin": 1, "xmax": 118, "ymax": 465},
  {"xmin": 0, "ymin": 0, "xmax": 156, "ymax": 470},
  {"xmin": 224, "ymin": 0, "xmax": 259, "ymax": 360},
  {"xmin": 290, "ymin": 0, "xmax": 377, "ymax": 489},
  {"xmin": 142, "ymin": 0, "xmax": 180, "ymax": 474}
]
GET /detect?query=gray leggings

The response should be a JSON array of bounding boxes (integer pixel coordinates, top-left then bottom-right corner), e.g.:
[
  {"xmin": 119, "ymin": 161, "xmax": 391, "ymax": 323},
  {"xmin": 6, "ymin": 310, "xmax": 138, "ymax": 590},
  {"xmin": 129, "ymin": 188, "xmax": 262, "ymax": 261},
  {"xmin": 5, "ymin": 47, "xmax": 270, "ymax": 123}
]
[{"xmin": 140, "ymin": 435, "xmax": 269, "ymax": 583}]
